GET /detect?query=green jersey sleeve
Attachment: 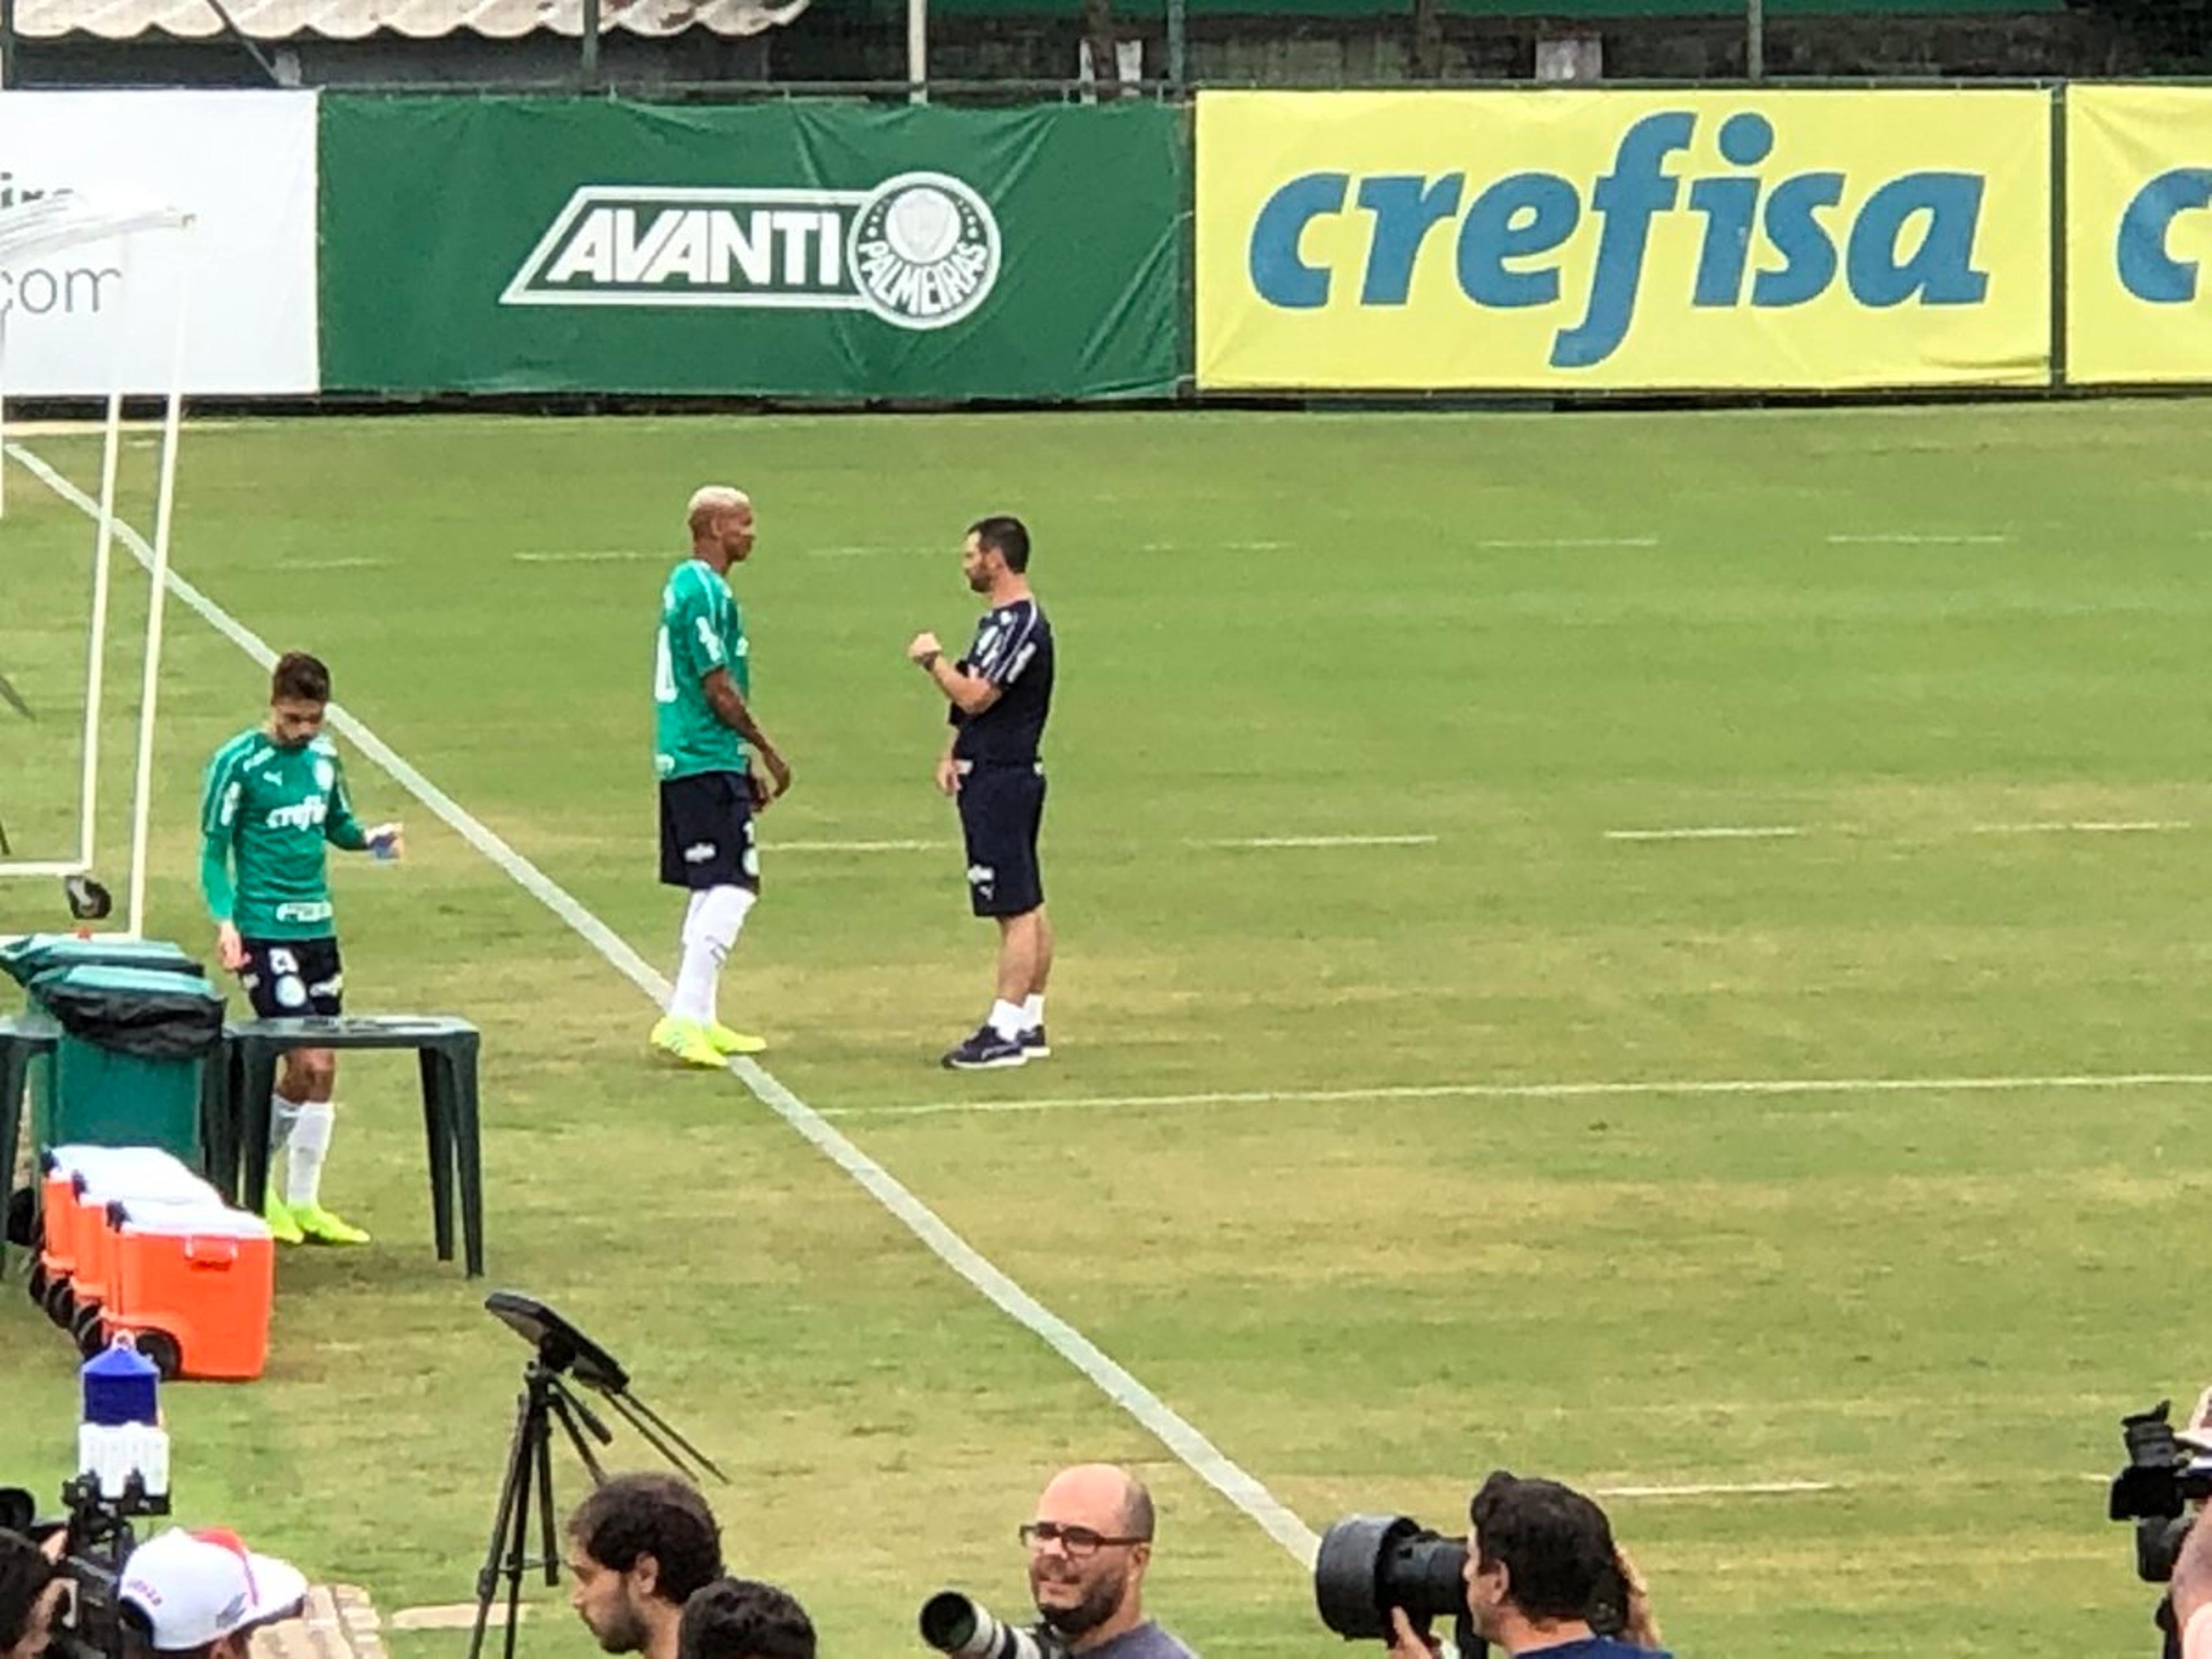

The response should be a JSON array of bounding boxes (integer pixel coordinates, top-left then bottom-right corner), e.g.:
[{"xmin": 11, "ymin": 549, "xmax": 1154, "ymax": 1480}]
[
  {"xmin": 198, "ymin": 742, "xmax": 247, "ymax": 922},
  {"xmin": 322, "ymin": 747, "xmax": 370, "ymax": 852},
  {"xmin": 672, "ymin": 566, "xmax": 731, "ymax": 684}
]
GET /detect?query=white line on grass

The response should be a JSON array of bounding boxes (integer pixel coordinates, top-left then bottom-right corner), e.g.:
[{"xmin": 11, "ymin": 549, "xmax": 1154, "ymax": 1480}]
[
  {"xmin": 1596, "ymin": 1480, "xmax": 1838, "ymax": 1500},
  {"xmin": 1192, "ymin": 834, "xmax": 1440, "ymax": 850},
  {"xmin": 1605, "ymin": 826, "xmax": 1804, "ymax": 842},
  {"xmin": 1826, "ymin": 533, "xmax": 2013, "ymax": 546},
  {"xmin": 1476, "ymin": 536, "xmax": 1658, "ymax": 550},
  {"xmin": 512, "ymin": 550, "xmax": 656, "ymax": 563},
  {"xmin": 1972, "ymin": 820, "xmax": 2192, "ymax": 835},
  {"xmin": 10, "ymin": 441, "xmax": 1324, "ymax": 1572},
  {"xmin": 287, "ymin": 557, "xmax": 391, "ymax": 571},
  {"xmin": 776, "ymin": 838, "xmax": 950, "ymax": 853},
  {"xmin": 823, "ymin": 1070, "xmax": 2212, "ymax": 1122}
]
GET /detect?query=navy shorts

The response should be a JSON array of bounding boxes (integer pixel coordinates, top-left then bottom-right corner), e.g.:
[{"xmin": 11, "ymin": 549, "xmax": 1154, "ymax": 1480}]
[
  {"xmin": 239, "ymin": 936, "xmax": 344, "ymax": 1018},
  {"xmin": 659, "ymin": 771, "xmax": 761, "ymax": 892},
  {"xmin": 956, "ymin": 761, "xmax": 1046, "ymax": 918}
]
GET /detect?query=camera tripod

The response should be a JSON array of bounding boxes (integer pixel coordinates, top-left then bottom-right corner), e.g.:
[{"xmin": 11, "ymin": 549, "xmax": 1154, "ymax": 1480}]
[{"xmin": 467, "ymin": 1297, "xmax": 724, "ymax": 1659}]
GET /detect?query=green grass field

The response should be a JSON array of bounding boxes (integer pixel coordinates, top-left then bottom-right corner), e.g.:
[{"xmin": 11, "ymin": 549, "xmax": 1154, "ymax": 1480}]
[{"xmin": 4, "ymin": 400, "xmax": 2210, "ymax": 1659}]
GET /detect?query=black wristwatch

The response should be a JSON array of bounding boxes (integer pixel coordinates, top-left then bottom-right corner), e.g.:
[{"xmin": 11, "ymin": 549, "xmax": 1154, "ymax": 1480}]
[{"xmin": 918, "ymin": 649, "xmax": 942, "ymax": 671}]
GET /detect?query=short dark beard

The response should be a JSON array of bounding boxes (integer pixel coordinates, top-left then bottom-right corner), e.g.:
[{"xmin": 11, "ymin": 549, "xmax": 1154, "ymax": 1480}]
[
  {"xmin": 1035, "ymin": 1574, "xmax": 1123, "ymax": 1641},
  {"xmin": 589, "ymin": 1601, "xmax": 650, "ymax": 1656}
]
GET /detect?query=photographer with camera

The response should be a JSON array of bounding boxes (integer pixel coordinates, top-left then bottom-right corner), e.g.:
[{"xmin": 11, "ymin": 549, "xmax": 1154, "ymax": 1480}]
[
  {"xmin": 0, "ymin": 1532, "xmax": 65, "ymax": 1659},
  {"xmin": 566, "ymin": 1475, "xmax": 726, "ymax": 1659},
  {"xmin": 1020, "ymin": 1464, "xmax": 1192, "ymax": 1659},
  {"xmin": 116, "ymin": 1528, "xmax": 309, "ymax": 1658},
  {"xmin": 677, "ymin": 1577, "xmax": 815, "ymax": 1659},
  {"xmin": 1382, "ymin": 1475, "xmax": 1668, "ymax": 1659}
]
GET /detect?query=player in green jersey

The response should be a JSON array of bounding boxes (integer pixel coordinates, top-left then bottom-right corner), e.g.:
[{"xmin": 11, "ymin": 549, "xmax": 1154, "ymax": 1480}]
[
  {"xmin": 199, "ymin": 652, "xmax": 402, "ymax": 1246},
  {"xmin": 651, "ymin": 486, "xmax": 792, "ymax": 1067}
]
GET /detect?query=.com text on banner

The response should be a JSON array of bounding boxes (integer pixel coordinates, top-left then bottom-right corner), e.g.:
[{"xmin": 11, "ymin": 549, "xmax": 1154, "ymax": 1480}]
[
  {"xmin": 0, "ymin": 91, "xmax": 318, "ymax": 396},
  {"xmin": 1195, "ymin": 90, "xmax": 2052, "ymax": 393}
]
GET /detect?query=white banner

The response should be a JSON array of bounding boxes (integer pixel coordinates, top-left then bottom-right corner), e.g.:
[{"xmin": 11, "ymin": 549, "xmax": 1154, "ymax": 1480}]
[{"xmin": 0, "ymin": 91, "xmax": 317, "ymax": 395}]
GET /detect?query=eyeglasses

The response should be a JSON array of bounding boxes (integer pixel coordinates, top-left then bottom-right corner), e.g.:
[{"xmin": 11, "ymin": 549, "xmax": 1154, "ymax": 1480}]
[{"xmin": 1019, "ymin": 1522, "xmax": 1150, "ymax": 1559}]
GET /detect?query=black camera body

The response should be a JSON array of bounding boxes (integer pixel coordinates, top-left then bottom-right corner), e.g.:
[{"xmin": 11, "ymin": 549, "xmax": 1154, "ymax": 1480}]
[
  {"xmin": 2109, "ymin": 1400, "xmax": 2212, "ymax": 1585},
  {"xmin": 2, "ymin": 1474, "xmax": 168, "ymax": 1659},
  {"xmin": 1313, "ymin": 1515, "xmax": 1483, "ymax": 1655}
]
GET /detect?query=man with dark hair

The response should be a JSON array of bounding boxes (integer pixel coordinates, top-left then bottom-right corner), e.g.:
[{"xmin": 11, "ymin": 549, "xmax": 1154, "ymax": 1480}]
[
  {"xmin": 116, "ymin": 1527, "xmax": 309, "ymax": 1659},
  {"xmin": 649, "ymin": 485, "xmax": 792, "ymax": 1069},
  {"xmin": 906, "ymin": 514, "xmax": 1056, "ymax": 1070},
  {"xmin": 1021, "ymin": 1464, "xmax": 1191, "ymax": 1658},
  {"xmin": 199, "ymin": 650, "xmax": 401, "ymax": 1247},
  {"xmin": 1388, "ymin": 1472, "xmax": 1668, "ymax": 1659},
  {"xmin": 677, "ymin": 1577, "xmax": 815, "ymax": 1659},
  {"xmin": 0, "ymin": 1531, "xmax": 63, "ymax": 1659},
  {"xmin": 566, "ymin": 1475, "xmax": 725, "ymax": 1659}
]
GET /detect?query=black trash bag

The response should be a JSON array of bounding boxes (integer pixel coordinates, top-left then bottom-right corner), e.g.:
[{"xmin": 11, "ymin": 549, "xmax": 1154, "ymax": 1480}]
[{"xmin": 31, "ymin": 967, "xmax": 225, "ymax": 1062}]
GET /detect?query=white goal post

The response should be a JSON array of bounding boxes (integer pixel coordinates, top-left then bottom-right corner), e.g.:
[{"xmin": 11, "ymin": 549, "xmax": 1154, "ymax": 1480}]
[{"xmin": 0, "ymin": 195, "xmax": 194, "ymax": 940}]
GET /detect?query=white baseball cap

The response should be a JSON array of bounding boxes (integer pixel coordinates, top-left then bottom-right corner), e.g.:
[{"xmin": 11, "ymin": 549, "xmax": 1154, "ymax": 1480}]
[{"xmin": 119, "ymin": 1528, "xmax": 309, "ymax": 1650}]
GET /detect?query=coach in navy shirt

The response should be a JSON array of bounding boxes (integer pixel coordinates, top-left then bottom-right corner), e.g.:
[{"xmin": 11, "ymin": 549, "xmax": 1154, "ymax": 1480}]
[{"xmin": 907, "ymin": 514, "xmax": 1057, "ymax": 1070}]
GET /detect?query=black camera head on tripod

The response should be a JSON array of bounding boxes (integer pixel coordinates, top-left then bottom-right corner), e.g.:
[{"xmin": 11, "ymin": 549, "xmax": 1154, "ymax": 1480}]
[{"xmin": 486, "ymin": 1291, "xmax": 630, "ymax": 1396}]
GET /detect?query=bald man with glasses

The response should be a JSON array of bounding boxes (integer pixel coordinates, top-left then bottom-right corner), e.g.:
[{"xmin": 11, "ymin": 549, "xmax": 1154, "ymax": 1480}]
[{"xmin": 1020, "ymin": 1465, "xmax": 1195, "ymax": 1658}]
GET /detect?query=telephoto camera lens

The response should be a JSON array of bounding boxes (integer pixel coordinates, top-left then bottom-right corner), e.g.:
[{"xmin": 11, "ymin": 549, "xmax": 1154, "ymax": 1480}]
[
  {"xmin": 918, "ymin": 1590, "xmax": 1063, "ymax": 1659},
  {"xmin": 1313, "ymin": 1514, "xmax": 1470, "ymax": 1641}
]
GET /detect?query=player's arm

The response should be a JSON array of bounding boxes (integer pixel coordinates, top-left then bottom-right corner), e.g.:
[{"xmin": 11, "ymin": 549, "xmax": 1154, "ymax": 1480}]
[
  {"xmin": 911, "ymin": 643, "xmax": 1001, "ymax": 717},
  {"xmin": 702, "ymin": 666, "xmax": 790, "ymax": 800},
  {"xmin": 198, "ymin": 750, "xmax": 247, "ymax": 971},
  {"xmin": 321, "ymin": 752, "xmax": 403, "ymax": 858}
]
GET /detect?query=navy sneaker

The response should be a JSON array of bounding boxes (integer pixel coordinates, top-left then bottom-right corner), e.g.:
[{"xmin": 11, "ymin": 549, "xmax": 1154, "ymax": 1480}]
[
  {"xmin": 941, "ymin": 1025, "xmax": 1028, "ymax": 1070},
  {"xmin": 1020, "ymin": 1027, "xmax": 1051, "ymax": 1059}
]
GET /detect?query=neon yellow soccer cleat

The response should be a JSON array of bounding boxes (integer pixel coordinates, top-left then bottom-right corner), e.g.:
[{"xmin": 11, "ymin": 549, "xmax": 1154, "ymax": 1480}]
[
  {"xmin": 262, "ymin": 1191, "xmax": 305, "ymax": 1247},
  {"xmin": 703, "ymin": 1020, "xmax": 768, "ymax": 1056},
  {"xmin": 288, "ymin": 1203, "xmax": 370, "ymax": 1247},
  {"xmin": 651, "ymin": 1014, "xmax": 729, "ymax": 1069}
]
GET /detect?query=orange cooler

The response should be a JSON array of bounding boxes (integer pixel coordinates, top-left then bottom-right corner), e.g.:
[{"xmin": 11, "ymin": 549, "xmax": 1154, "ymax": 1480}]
[
  {"xmin": 48, "ymin": 1149, "xmax": 218, "ymax": 1317},
  {"xmin": 103, "ymin": 1203, "xmax": 274, "ymax": 1381}
]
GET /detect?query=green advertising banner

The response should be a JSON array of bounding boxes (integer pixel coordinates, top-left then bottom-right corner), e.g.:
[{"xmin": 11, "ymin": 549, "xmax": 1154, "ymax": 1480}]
[{"xmin": 319, "ymin": 96, "xmax": 1181, "ymax": 399}]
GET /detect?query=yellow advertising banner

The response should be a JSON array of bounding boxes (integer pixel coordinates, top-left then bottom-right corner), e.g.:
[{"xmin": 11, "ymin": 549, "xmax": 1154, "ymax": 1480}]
[
  {"xmin": 2066, "ymin": 86, "xmax": 2212, "ymax": 384},
  {"xmin": 1195, "ymin": 90, "xmax": 2052, "ymax": 392}
]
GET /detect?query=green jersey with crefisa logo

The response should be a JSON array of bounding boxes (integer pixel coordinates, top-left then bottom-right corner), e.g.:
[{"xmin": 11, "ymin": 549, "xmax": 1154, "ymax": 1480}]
[
  {"xmin": 198, "ymin": 729, "xmax": 370, "ymax": 940},
  {"xmin": 654, "ymin": 558, "xmax": 750, "ymax": 781}
]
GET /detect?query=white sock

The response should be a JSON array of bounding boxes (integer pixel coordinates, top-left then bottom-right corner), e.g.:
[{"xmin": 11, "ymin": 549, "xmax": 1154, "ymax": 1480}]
[
  {"xmin": 1021, "ymin": 994, "xmax": 1044, "ymax": 1030},
  {"xmin": 675, "ymin": 885, "xmax": 755, "ymax": 1025},
  {"xmin": 286, "ymin": 1103, "xmax": 334, "ymax": 1207},
  {"xmin": 989, "ymin": 999, "xmax": 1026, "ymax": 1041},
  {"xmin": 267, "ymin": 1094, "xmax": 304, "ymax": 1201},
  {"xmin": 670, "ymin": 895, "xmax": 711, "ymax": 1022}
]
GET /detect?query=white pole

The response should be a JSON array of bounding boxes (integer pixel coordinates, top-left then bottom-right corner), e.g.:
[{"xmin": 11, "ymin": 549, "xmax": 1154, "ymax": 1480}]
[
  {"xmin": 127, "ymin": 228, "xmax": 190, "ymax": 941},
  {"xmin": 78, "ymin": 389, "xmax": 123, "ymax": 878},
  {"xmin": 907, "ymin": 0, "xmax": 926, "ymax": 103}
]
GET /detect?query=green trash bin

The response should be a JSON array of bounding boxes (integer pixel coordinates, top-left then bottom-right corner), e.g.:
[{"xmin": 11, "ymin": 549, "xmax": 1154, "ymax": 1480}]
[
  {"xmin": 25, "ymin": 965, "xmax": 225, "ymax": 1164},
  {"xmin": 1, "ymin": 935, "xmax": 202, "ymax": 993}
]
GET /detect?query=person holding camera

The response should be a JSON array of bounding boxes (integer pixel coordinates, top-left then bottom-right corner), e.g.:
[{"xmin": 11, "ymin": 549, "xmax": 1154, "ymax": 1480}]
[
  {"xmin": 677, "ymin": 1577, "xmax": 815, "ymax": 1659},
  {"xmin": 1022, "ymin": 1464, "xmax": 1193, "ymax": 1658},
  {"xmin": 566, "ymin": 1474, "xmax": 726, "ymax": 1659},
  {"xmin": 0, "ymin": 1531, "xmax": 64, "ymax": 1659},
  {"xmin": 1385, "ymin": 1475, "xmax": 1669, "ymax": 1659},
  {"xmin": 116, "ymin": 1527, "xmax": 310, "ymax": 1658}
]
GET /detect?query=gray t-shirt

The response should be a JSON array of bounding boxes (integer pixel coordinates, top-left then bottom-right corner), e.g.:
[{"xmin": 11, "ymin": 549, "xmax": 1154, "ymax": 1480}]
[{"xmin": 1078, "ymin": 1621, "xmax": 1198, "ymax": 1659}]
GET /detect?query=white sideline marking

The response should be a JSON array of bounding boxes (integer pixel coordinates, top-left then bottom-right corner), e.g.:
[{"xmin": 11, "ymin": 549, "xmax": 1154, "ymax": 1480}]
[
  {"xmin": 1826, "ymin": 532, "xmax": 2013, "ymax": 546},
  {"xmin": 1194, "ymin": 834, "xmax": 1440, "ymax": 849},
  {"xmin": 1142, "ymin": 539, "xmax": 1290, "ymax": 551},
  {"xmin": 289, "ymin": 557, "xmax": 389, "ymax": 571},
  {"xmin": 1606, "ymin": 826, "xmax": 1803, "ymax": 842},
  {"xmin": 826, "ymin": 1070, "xmax": 2212, "ymax": 1122},
  {"xmin": 12, "ymin": 441, "xmax": 1324, "ymax": 1573},
  {"xmin": 1972, "ymin": 820, "xmax": 2191, "ymax": 835},
  {"xmin": 777, "ymin": 838, "xmax": 950, "ymax": 853},
  {"xmin": 1596, "ymin": 1480, "xmax": 1837, "ymax": 1500},
  {"xmin": 512, "ymin": 549, "xmax": 654, "ymax": 563},
  {"xmin": 1476, "ymin": 536, "xmax": 1658, "ymax": 550}
]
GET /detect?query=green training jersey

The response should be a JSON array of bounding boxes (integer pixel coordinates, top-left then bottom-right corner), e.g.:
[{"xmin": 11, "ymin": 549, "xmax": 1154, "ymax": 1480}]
[
  {"xmin": 654, "ymin": 557, "xmax": 750, "ymax": 781},
  {"xmin": 198, "ymin": 728, "xmax": 370, "ymax": 940}
]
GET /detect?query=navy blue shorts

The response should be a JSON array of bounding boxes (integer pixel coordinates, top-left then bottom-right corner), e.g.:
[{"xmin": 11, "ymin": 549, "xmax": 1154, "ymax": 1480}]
[
  {"xmin": 240, "ymin": 936, "xmax": 344, "ymax": 1018},
  {"xmin": 659, "ymin": 771, "xmax": 760, "ymax": 892},
  {"xmin": 956, "ymin": 762, "xmax": 1046, "ymax": 918}
]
